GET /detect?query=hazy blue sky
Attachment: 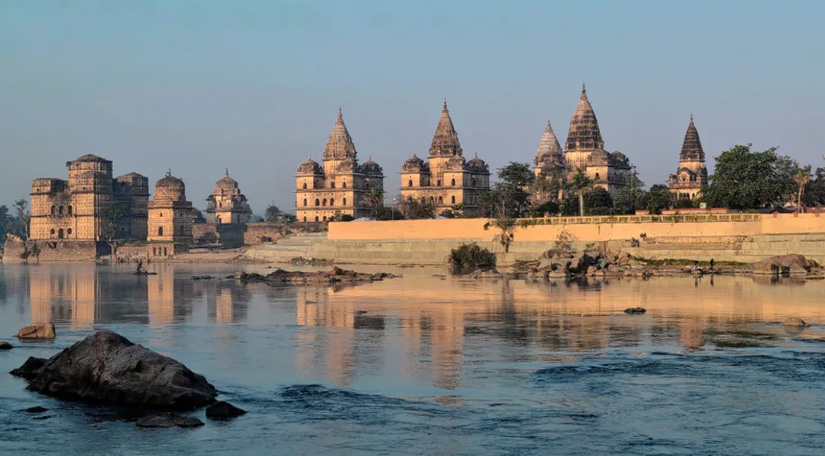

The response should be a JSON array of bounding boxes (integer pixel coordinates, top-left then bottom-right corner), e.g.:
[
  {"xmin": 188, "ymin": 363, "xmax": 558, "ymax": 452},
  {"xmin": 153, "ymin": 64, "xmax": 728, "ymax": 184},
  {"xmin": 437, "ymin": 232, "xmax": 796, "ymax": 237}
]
[{"xmin": 2, "ymin": 0, "xmax": 824, "ymax": 214}]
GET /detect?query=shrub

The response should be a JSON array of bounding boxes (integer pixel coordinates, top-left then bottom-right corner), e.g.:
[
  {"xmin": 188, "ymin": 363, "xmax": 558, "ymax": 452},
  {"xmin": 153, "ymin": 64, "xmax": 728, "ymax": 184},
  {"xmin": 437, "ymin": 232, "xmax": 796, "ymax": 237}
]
[{"xmin": 448, "ymin": 243, "xmax": 495, "ymax": 273}]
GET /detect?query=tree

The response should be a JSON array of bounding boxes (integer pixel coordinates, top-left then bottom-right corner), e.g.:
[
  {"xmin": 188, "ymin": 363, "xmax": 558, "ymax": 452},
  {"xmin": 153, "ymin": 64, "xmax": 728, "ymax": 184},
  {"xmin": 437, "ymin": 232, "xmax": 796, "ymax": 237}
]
[
  {"xmin": 264, "ymin": 204, "xmax": 283, "ymax": 222},
  {"xmin": 99, "ymin": 203, "xmax": 128, "ymax": 254},
  {"xmin": 362, "ymin": 188, "xmax": 385, "ymax": 219},
  {"xmin": 645, "ymin": 184, "xmax": 673, "ymax": 215},
  {"xmin": 192, "ymin": 208, "xmax": 206, "ymax": 223},
  {"xmin": 704, "ymin": 144, "xmax": 797, "ymax": 210},
  {"xmin": 613, "ymin": 172, "xmax": 645, "ymax": 215},
  {"xmin": 11, "ymin": 199, "xmax": 29, "ymax": 240},
  {"xmin": 794, "ymin": 166, "xmax": 812, "ymax": 212},
  {"xmin": 582, "ymin": 187, "xmax": 613, "ymax": 215},
  {"xmin": 481, "ymin": 162, "xmax": 534, "ymax": 219},
  {"xmin": 804, "ymin": 167, "xmax": 825, "ymax": 207},
  {"xmin": 571, "ymin": 168, "xmax": 594, "ymax": 216},
  {"xmin": 399, "ymin": 197, "xmax": 436, "ymax": 220},
  {"xmin": 0, "ymin": 205, "xmax": 9, "ymax": 244}
]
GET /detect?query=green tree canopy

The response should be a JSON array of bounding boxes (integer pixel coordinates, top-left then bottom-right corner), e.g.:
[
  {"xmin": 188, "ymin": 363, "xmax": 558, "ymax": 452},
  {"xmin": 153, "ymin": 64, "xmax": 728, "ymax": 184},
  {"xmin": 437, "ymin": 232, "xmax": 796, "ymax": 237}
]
[{"xmin": 704, "ymin": 144, "xmax": 797, "ymax": 210}]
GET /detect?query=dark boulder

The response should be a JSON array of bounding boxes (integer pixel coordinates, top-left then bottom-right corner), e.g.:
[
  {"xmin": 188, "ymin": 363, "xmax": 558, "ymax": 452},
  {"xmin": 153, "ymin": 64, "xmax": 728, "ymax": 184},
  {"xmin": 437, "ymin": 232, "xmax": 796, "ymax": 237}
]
[
  {"xmin": 0, "ymin": 341, "xmax": 13, "ymax": 350},
  {"xmin": 10, "ymin": 330, "xmax": 217, "ymax": 410},
  {"xmin": 782, "ymin": 317, "xmax": 807, "ymax": 327},
  {"xmin": 16, "ymin": 323, "xmax": 56, "ymax": 339},
  {"xmin": 205, "ymin": 401, "xmax": 247, "ymax": 419},
  {"xmin": 24, "ymin": 406, "xmax": 47, "ymax": 413},
  {"xmin": 624, "ymin": 307, "xmax": 647, "ymax": 315},
  {"xmin": 136, "ymin": 414, "xmax": 204, "ymax": 428}
]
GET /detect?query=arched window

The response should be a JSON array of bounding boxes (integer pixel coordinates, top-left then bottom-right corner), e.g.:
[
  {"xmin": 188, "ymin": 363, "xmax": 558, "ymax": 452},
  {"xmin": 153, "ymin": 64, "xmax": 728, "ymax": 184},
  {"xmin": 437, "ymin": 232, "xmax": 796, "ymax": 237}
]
[
  {"xmin": 330, "ymin": 198, "xmax": 335, "ymax": 206},
  {"xmin": 50, "ymin": 228, "xmax": 55, "ymax": 237},
  {"xmin": 58, "ymin": 206, "xmax": 64, "ymax": 215},
  {"xmin": 436, "ymin": 180, "xmax": 441, "ymax": 186},
  {"xmin": 421, "ymin": 197, "xmax": 425, "ymax": 203},
  {"xmin": 67, "ymin": 205, "xmax": 72, "ymax": 215},
  {"xmin": 303, "ymin": 216, "xmax": 307, "ymax": 222},
  {"xmin": 331, "ymin": 182, "xmax": 336, "ymax": 189},
  {"xmin": 163, "ymin": 247, "xmax": 168, "ymax": 256},
  {"xmin": 67, "ymin": 228, "xmax": 72, "ymax": 238},
  {"xmin": 471, "ymin": 176, "xmax": 476, "ymax": 187},
  {"xmin": 303, "ymin": 199, "xmax": 308, "ymax": 206},
  {"xmin": 429, "ymin": 197, "xmax": 434, "ymax": 203},
  {"xmin": 302, "ymin": 182, "xmax": 307, "ymax": 189},
  {"xmin": 58, "ymin": 229, "xmax": 64, "ymax": 239},
  {"xmin": 323, "ymin": 216, "xmax": 327, "ymax": 221},
  {"xmin": 438, "ymin": 196, "xmax": 443, "ymax": 204},
  {"xmin": 343, "ymin": 182, "xmax": 347, "ymax": 189},
  {"xmin": 315, "ymin": 216, "xmax": 319, "ymax": 222},
  {"xmin": 315, "ymin": 199, "xmax": 320, "ymax": 207},
  {"xmin": 322, "ymin": 198, "xmax": 327, "ymax": 206},
  {"xmin": 343, "ymin": 198, "xmax": 347, "ymax": 206},
  {"xmin": 451, "ymin": 195, "xmax": 456, "ymax": 204},
  {"xmin": 408, "ymin": 179, "xmax": 413, "ymax": 187},
  {"xmin": 595, "ymin": 172, "xmax": 600, "ymax": 180},
  {"xmin": 51, "ymin": 205, "xmax": 56, "ymax": 215},
  {"xmin": 160, "ymin": 212, "xmax": 163, "ymax": 218},
  {"xmin": 158, "ymin": 227, "xmax": 164, "ymax": 236},
  {"xmin": 451, "ymin": 178, "xmax": 455, "ymax": 186}
]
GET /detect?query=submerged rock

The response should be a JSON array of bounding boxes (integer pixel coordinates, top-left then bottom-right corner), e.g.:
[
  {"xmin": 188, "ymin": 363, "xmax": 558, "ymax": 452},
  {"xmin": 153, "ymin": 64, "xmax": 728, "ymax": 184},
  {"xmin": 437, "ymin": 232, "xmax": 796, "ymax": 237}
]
[
  {"xmin": 624, "ymin": 307, "xmax": 647, "ymax": 315},
  {"xmin": 136, "ymin": 413, "xmax": 204, "ymax": 428},
  {"xmin": 0, "ymin": 341, "xmax": 13, "ymax": 350},
  {"xmin": 16, "ymin": 323, "xmax": 56, "ymax": 339},
  {"xmin": 10, "ymin": 330, "xmax": 217, "ymax": 410},
  {"xmin": 235, "ymin": 268, "xmax": 397, "ymax": 286},
  {"xmin": 782, "ymin": 317, "xmax": 807, "ymax": 327},
  {"xmin": 24, "ymin": 406, "xmax": 47, "ymax": 413},
  {"xmin": 205, "ymin": 401, "xmax": 247, "ymax": 419}
]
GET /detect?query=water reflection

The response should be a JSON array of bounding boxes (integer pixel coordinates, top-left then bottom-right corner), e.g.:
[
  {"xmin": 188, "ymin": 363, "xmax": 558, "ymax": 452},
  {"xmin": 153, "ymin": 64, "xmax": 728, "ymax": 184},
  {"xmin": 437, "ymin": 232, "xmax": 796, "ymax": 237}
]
[{"xmin": 3, "ymin": 264, "xmax": 825, "ymax": 392}]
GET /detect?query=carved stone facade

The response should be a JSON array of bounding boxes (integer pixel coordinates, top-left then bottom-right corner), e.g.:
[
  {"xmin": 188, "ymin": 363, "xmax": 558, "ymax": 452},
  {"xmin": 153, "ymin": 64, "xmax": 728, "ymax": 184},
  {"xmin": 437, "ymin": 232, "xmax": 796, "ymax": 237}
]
[
  {"xmin": 400, "ymin": 100, "xmax": 490, "ymax": 216},
  {"xmin": 147, "ymin": 173, "xmax": 193, "ymax": 255},
  {"xmin": 206, "ymin": 170, "xmax": 251, "ymax": 224},
  {"xmin": 30, "ymin": 154, "xmax": 148, "ymax": 241},
  {"xmin": 295, "ymin": 109, "xmax": 384, "ymax": 222},
  {"xmin": 563, "ymin": 84, "xmax": 632, "ymax": 193},
  {"xmin": 668, "ymin": 115, "xmax": 708, "ymax": 200}
]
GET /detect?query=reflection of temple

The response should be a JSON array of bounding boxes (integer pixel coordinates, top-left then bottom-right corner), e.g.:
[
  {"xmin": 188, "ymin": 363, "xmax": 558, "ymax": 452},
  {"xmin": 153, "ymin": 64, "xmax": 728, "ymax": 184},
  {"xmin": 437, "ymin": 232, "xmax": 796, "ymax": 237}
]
[{"xmin": 29, "ymin": 266, "xmax": 97, "ymax": 327}]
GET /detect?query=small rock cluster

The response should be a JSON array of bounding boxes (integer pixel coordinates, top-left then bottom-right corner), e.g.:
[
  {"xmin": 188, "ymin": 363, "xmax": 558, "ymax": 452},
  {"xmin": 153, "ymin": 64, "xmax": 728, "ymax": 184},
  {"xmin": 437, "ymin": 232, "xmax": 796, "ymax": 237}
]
[
  {"xmin": 528, "ymin": 249, "xmax": 646, "ymax": 280},
  {"xmin": 235, "ymin": 267, "xmax": 397, "ymax": 285},
  {"xmin": 751, "ymin": 254, "xmax": 821, "ymax": 276}
]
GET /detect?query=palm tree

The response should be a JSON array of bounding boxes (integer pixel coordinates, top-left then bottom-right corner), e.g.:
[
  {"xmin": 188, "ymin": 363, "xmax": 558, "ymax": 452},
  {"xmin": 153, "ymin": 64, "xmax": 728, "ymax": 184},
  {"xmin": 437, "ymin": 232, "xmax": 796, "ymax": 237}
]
[
  {"xmin": 571, "ymin": 168, "xmax": 594, "ymax": 217},
  {"xmin": 795, "ymin": 166, "xmax": 812, "ymax": 213}
]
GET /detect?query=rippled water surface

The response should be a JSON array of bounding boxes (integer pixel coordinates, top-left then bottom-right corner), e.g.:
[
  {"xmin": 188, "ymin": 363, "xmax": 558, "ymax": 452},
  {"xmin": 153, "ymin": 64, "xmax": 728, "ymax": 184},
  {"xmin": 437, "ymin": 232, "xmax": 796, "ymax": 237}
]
[{"xmin": 2, "ymin": 263, "xmax": 825, "ymax": 455}]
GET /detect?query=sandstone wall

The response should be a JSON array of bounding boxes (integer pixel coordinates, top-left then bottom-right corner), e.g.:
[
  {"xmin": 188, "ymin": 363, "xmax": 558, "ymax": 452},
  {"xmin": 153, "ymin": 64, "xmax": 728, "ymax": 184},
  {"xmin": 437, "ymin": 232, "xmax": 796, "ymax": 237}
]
[
  {"xmin": 243, "ymin": 222, "xmax": 291, "ymax": 245},
  {"xmin": 2, "ymin": 238, "xmax": 101, "ymax": 263}
]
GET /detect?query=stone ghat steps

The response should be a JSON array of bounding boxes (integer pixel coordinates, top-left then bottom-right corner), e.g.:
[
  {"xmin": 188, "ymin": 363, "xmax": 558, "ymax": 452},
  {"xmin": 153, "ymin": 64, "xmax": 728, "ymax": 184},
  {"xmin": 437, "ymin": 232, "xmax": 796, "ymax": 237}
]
[
  {"xmin": 312, "ymin": 238, "xmax": 484, "ymax": 265},
  {"xmin": 245, "ymin": 232, "xmax": 329, "ymax": 262}
]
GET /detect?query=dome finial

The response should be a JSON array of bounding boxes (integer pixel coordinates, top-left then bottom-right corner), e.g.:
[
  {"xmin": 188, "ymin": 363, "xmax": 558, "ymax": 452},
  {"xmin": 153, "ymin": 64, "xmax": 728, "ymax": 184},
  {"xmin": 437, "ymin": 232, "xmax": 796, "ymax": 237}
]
[
  {"xmin": 690, "ymin": 113, "xmax": 694, "ymax": 122},
  {"xmin": 167, "ymin": 168, "xmax": 171, "ymax": 177},
  {"xmin": 225, "ymin": 168, "xmax": 229, "ymax": 177},
  {"xmin": 582, "ymin": 82, "xmax": 586, "ymax": 93},
  {"xmin": 443, "ymin": 98, "xmax": 448, "ymax": 111}
]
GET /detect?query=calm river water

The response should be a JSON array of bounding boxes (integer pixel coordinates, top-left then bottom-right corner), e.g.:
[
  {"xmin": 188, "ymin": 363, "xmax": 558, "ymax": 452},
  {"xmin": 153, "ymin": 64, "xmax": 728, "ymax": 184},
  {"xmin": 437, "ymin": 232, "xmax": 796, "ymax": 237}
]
[{"xmin": 2, "ymin": 263, "xmax": 825, "ymax": 455}]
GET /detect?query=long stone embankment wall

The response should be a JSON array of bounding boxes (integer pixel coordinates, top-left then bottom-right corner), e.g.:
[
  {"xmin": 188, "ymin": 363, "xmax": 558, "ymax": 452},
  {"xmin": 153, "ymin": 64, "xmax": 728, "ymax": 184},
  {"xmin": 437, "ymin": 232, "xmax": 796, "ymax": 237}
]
[{"xmin": 314, "ymin": 214, "xmax": 825, "ymax": 265}]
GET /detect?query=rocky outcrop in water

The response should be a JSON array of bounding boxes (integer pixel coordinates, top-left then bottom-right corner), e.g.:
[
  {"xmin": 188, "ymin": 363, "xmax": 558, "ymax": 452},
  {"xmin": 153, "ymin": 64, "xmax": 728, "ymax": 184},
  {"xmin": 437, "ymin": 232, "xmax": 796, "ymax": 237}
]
[
  {"xmin": 205, "ymin": 401, "xmax": 247, "ymax": 419},
  {"xmin": 624, "ymin": 307, "xmax": 647, "ymax": 315},
  {"xmin": 782, "ymin": 317, "xmax": 807, "ymax": 327},
  {"xmin": 0, "ymin": 341, "xmax": 13, "ymax": 350},
  {"xmin": 235, "ymin": 267, "xmax": 397, "ymax": 286},
  {"xmin": 751, "ymin": 255, "xmax": 820, "ymax": 276},
  {"xmin": 17, "ymin": 323, "xmax": 56, "ymax": 339},
  {"xmin": 136, "ymin": 413, "xmax": 204, "ymax": 428},
  {"xmin": 10, "ymin": 330, "xmax": 217, "ymax": 410}
]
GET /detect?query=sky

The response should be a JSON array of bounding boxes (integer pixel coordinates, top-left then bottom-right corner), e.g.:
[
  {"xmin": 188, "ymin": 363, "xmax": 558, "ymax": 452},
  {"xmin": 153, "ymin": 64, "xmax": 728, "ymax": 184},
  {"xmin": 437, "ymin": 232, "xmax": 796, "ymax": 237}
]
[{"xmin": 2, "ymin": 0, "xmax": 824, "ymax": 215}]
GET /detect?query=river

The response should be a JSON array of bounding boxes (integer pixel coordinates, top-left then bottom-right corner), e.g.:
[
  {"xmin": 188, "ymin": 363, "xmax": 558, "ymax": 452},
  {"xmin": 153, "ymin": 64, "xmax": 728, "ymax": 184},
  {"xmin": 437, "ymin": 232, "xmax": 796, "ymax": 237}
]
[{"xmin": 1, "ymin": 263, "xmax": 824, "ymax": 455}]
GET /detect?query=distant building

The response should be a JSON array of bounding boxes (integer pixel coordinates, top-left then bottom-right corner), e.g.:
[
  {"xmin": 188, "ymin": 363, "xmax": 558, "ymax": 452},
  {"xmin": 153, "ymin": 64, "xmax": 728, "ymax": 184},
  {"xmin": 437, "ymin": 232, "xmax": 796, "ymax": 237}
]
[
  {"xmin": 147, "ymin": 173, "xmax": 193, "ymax": 256},
  {"xmin": 668, "ymin": 115, "xmax": 708, "ymax": 200},
  {"xmin": 295, "ymin": 109, "xmax": 384, "ymax": 222},
  {"xmin": 400, "ymin": 100, "xmax": 490, "ymax": 216},
  {"xmin": 564, "ymin": 84, "xmax": 632, "ymax": 193},
  {"xmin": 206, "ymin": 170, "xmax": 250, "ymax": 224},
  {"xmin": 29, "ymin": 154, "xmax": 148, "ymax": 241}
]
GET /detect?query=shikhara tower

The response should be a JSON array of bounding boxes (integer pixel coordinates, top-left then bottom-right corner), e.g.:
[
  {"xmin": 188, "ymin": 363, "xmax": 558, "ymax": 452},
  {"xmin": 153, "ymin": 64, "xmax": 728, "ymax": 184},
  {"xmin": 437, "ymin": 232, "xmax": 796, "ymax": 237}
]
[
  {"xmin": 400, "ymin": 100, "xmax": 490, "ymax": 216},
  {"xmin": 668, "ymin": 115, "xmax": 708, "ymax": 200},
  {"xmin": 295, "ymin": 109, "xmax": 384, "ymax": 222}
]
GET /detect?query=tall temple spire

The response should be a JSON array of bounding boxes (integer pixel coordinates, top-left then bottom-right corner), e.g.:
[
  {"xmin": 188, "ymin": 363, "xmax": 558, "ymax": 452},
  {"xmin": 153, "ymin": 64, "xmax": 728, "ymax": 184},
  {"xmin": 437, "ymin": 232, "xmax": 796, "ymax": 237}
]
[
  {"xmin": 323, "ymin": 108, "xmax": 357, "ymax": 160},
  {"xmin": 535, "ymin": 120, "xmax": 563, "ymax": 160},
  {"xmin": 680, "ymin": 114, "xmax": 704, "ymax": 161},
  {"xmin": 429, "ymin": 99, "xmax": 462, "ymax": 157},
  {"xmin": 566, "ymin": 83, "xmax": 604, "ymax": 153}
]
